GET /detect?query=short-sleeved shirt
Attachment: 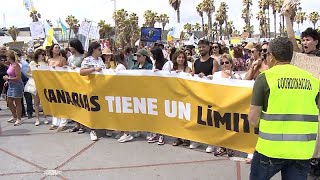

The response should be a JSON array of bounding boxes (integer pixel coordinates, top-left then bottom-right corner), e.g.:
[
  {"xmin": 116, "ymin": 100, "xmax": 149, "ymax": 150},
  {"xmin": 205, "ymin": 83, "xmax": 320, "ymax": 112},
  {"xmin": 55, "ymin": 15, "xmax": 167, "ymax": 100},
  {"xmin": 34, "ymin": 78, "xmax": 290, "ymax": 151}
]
[
  {"xmin": 115, "ymin": 64, "xmax": 126, "ymax": 72},
  {"xmin": 81, "ymin": 56, "xmax": 106, "ymax": 69},
  {"xmin": 29, "ymin": 60, "xmax": 48, "ymax": 66},
  {"xmin": 68, "ymin": 54, "xmax": 85, "ymax": 68}
]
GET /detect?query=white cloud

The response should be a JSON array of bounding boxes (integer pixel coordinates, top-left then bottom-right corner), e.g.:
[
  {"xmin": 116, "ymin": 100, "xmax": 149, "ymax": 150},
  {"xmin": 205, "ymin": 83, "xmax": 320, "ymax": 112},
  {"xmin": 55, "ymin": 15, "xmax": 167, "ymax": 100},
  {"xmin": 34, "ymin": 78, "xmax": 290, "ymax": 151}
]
[{"xmin": 1, "ymin": 0, "xmax": 319, "ymax": 34}]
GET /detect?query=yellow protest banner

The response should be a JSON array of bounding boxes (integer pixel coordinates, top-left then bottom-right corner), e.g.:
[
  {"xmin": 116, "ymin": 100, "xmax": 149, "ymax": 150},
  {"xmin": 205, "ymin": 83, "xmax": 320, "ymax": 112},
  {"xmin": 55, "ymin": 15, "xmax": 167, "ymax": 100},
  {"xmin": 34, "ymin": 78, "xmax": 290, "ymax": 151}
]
[{"xmin": 32, "ymin": 67, "xmax": 258, "ymax": 153}]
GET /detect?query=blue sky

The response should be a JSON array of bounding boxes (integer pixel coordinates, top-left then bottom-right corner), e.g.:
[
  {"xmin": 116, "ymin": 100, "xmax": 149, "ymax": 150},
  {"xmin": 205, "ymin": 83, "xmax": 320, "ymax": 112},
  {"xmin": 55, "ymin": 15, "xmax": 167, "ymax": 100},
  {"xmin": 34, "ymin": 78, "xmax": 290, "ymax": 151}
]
[{"xmin": 1, "ymin": 0, "xmax": 319, "ymax": 33}]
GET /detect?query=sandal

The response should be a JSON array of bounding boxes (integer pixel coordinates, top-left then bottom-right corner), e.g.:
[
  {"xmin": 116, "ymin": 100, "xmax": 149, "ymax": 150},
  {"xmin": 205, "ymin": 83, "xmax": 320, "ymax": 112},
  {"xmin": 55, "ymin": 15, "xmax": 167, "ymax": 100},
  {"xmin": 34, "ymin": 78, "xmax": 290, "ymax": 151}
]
[
  {"xmin": 78, "ymin": 128, "xmax": 86, "ymax": 134},
  {"xmin": 227, "ymin": 149, "xmax": 235, "ymax": 157},
  {"xmin": 182, "ymin": 140, "xmax": 190, "ymax": 146},
  {"xmin": 172, "ymin": 138, "xmax": 183, "ymax": 146},
  {"xmin": 69, "ymin": 126, "xmax": 79, "ymax": 133},
  {"xmin": 214, "ymin": 147, "xmax": 227, "ymax": 157}
]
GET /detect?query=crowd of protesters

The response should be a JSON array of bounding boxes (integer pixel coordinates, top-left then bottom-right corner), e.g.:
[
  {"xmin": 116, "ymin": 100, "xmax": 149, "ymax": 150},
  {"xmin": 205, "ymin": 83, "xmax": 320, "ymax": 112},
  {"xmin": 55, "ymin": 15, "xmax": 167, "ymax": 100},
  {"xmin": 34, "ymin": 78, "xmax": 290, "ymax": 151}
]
[{"xmin": 0, "ymin": 18, "xmax": 319, "ymax": 176}]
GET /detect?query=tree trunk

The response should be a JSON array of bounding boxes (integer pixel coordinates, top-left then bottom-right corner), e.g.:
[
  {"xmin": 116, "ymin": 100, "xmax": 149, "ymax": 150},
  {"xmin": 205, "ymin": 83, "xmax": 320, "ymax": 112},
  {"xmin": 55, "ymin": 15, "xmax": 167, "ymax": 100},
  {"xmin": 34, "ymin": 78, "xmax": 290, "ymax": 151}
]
[
  {"xmin": 219, "ymin": 25, "xmax": 222, "ymax": 41},
  {"xmin": 268, "ymin": 8, "xmax": 271, "ymax": 38},
  {"xmin": 313, "ymin": 23, "xmax": 316, "ymax": 29},
  {"xmin": 248, "ymin": 21, "xmax": 251, "ymax": 38},
  {"xmin": 201, "ymin": 16, "xmax": 204, "ymax": 33},
  {"xmin": 68, "ymin": 28, "xmax": 72, "ymax": 42},
  {"xmin": 274, "ymin": 12, "xmax": 277, "ymax": 38},
  {"xmin": 282, "ymin": 15, "xmax": 285, "ymax": 36},
  {"xmin": 208, "ymin": 13, "xmax": 212, "ymax": 41},
  {"xmin": 177, "ymin": 8, "xmax": 180, "ymax": 23}
]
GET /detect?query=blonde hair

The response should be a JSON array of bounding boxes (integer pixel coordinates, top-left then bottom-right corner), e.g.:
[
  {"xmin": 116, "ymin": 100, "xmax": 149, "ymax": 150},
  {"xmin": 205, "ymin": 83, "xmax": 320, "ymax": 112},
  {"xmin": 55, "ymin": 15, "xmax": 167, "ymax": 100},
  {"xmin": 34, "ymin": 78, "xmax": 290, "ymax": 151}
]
[
  {"xmin": 221, "ymin": 53, "xmax": 234, "ymax": 67},
  {"xmin": 6, "ymin": 50, "xmax": 16, "ymax": 62}
]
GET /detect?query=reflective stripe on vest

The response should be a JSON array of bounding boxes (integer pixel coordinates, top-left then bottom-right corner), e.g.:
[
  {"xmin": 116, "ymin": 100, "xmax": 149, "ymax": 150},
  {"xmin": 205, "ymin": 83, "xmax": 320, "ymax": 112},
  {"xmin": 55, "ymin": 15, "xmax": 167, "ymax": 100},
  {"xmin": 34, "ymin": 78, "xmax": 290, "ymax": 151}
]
[
  {"xmin": 261, "ymin": 112, "xmax": 318, "ymax": 122},
  {"xmin": 259, "ymin": 131, "xmax": 317, "ymax": 141}
]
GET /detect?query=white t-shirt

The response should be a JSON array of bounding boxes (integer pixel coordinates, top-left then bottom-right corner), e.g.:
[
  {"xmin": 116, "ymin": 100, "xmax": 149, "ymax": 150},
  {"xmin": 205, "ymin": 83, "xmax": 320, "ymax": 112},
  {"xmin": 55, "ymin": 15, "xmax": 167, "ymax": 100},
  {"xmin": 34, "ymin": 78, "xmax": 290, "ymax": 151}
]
[
  {"xmin": 81, "ymin": 56, "xmax": 106, "ymax": 69},
  {"xmin": 161, "ymin": 60, "xmax": 173, "ymax": 71},
  {"xmin": 211, "ymin": 71, "xmax": 241, "ymax": 79},
  {"xmin": 115, "ymin": 64, "xmax": 126, "ymax": 72}
]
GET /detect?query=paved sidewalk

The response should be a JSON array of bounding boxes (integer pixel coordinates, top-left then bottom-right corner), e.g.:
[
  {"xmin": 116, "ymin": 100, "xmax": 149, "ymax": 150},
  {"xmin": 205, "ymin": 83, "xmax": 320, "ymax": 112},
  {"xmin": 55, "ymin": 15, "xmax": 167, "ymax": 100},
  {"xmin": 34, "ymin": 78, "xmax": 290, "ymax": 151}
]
[{"xmin": 0, "ymin": 100, "xmax": 282, "ymax": 180}]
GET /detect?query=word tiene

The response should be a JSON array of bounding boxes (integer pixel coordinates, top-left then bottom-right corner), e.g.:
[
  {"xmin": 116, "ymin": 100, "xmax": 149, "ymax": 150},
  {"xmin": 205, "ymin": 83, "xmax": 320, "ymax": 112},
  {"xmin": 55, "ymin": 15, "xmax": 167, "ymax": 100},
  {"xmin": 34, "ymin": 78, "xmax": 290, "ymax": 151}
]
[{"xmin": 43, "ymin": 89, "xmax": 100, "ymax": 112}]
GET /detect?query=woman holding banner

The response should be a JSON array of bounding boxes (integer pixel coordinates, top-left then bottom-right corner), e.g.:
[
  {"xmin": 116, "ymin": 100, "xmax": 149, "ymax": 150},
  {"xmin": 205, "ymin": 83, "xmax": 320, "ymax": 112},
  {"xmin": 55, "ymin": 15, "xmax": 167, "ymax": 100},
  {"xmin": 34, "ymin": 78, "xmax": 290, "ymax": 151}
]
[
  {"xmin": 26, "ymin": 48, "xmax": 49, "ymax": 126},
  {"xmin": 47, "ymin": 44, "xmax": 68, "ymax": 132},
  {"xmin": 80, "ymin": 41, "xmax": 106, "ymax": 141},
  {"xmin": 67, "ymin": 38, "xmax": 86, "ymax": 134},
  {"xmin": 171, "ymin": 50, "xmax": 191, "ymax": 147}
]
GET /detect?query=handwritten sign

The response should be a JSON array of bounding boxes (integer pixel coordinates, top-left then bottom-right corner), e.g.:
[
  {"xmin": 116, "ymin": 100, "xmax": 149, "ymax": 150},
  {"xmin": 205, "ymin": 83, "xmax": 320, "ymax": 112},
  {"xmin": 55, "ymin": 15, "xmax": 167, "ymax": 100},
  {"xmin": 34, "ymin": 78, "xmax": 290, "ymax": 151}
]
[
  {"xmin": 78, "ymin": 21, "xmax": 100, "ymax": 40},
  {"xmin": 29, "ymin": 21, "xmax": 45, "ymax": 40},
  {"xmin": 291, "ymin": 52, "xmax": 320, "ymax": 79}
]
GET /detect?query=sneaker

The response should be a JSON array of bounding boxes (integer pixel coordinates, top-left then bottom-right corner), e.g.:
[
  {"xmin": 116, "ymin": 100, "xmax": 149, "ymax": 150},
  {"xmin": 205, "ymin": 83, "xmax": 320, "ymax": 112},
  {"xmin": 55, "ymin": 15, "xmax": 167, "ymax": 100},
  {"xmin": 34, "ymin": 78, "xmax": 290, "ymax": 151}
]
[
  {"xmin": 147, "ymin": 134, "xmax": 159, "ymax": 143},
  {"xmin": 206, "ymin": 146, "xmax": 215, "ymax": 153},
  {"xmin": 133, "ymin": 131, "xmax": 141, "ymax": 138},
  {"xmin": 115, "ymin": 133, "xmax": 122, "ymax": 139},
  {"xmin": 7, "ymin": 117, "xmax": 16, "ymax": 123},
  {"xmin": 44, "ymin": 119, "xmax": 49, "ymax": 124},
  {"xmin": 90, "ymin": 130, "xmax": 98, "ymax": 141},
  {"xmin": 157, "ymin": 135, "xmax": 165, "ymax": 145},
  {"xmin": 117, "ymin": 134, "xmax": 134, "ymax": 143},
  {"xmin": 146, "ymin": 133, "xmax": 152, "ymax": 140},
  {"xmin": 13, "ymin": 120, "xmax": 22, "ymax": 126},
  {"xmin": 35, "ymin": 119, "xmax": 40, "ymax": 126},
  {"xmin": 106, "ymin": 130, "xmax": 113, "ymax": 137},
  {"xmin": 189, "ymin": 142, "xmax": 201, "ymax": 149}
]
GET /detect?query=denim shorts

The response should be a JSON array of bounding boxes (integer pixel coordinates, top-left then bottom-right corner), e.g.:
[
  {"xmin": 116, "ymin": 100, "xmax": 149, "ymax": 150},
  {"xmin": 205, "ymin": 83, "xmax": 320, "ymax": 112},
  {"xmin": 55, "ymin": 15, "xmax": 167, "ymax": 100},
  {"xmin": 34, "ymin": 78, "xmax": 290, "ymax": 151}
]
[{"xmin": 7, "ymin": 80, "xmax": 24, "ymax": 98}]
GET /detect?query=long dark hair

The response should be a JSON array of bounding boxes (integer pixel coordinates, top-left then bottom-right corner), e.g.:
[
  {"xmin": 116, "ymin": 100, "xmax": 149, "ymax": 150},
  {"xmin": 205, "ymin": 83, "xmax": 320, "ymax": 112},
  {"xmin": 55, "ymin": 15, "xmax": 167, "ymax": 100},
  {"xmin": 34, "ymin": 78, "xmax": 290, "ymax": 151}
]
[
  {"xmin": 86, "ymin": 41, "xmax": 101, "ymax": 57},
  {"xmin": 151, "ymin": 47, "xmax": 166, "ymax": 70},
  {"xmin": 34, "ymin": 49, "xmax": 46, "ymax": 63},
  {"xmin": 114, "ymin": 52, "xmax": 126, "ymax": 68},
  {"xmin": 172, "ymin": 50, "xmax": 188, "ymax": 71},
  {"xmin": 49, "ymin": 44, "xmax": 60, "ymax": 58},
  {"xmin": 69, "ymin": 38, "xmax": 84, "ymax": 54}
]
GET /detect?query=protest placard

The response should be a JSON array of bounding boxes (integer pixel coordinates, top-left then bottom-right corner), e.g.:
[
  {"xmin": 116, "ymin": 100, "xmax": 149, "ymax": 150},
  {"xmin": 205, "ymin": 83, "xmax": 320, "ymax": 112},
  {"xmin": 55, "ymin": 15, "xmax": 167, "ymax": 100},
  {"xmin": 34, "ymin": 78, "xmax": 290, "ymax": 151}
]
[{"xmin": 29, "ymin": 21, "xmax": 45, "ymax": 39}]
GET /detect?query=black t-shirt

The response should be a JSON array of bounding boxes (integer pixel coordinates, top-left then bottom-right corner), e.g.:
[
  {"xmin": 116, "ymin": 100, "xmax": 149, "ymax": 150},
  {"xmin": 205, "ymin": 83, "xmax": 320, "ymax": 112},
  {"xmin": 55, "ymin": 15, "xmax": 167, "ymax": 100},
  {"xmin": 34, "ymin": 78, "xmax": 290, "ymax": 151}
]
[
  {"xmin": 0, "ymin": 55, "xmax": 7, "ymax": 77},
  {"xmin": 194, "ymin": 57, "xmax": 214, "ymax": 76}
]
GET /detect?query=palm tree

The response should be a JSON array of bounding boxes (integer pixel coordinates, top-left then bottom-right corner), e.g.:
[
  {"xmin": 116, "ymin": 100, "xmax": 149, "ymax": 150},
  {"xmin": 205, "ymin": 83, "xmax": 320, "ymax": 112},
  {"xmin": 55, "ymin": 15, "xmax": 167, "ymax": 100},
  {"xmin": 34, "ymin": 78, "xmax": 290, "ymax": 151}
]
[
  {"xmin": 193, "ymin": 23, "xmax": 201, "ymax": 31},
  {"xmin": 98, "ymin": 20, "xmax": 115, "ymax": 40},
  {"xmin": 127, "ymin": 13, "xmax": 140, "ymax": 47},
  {"xmin": 29, "ymin": 10, "xmax": 41, "ymax": 22},
  {"xmin": 66, "ymin": 15, "xmax": 79, "ymax": 41},
  {"xmin": 158, "ymin": 14, "xmax": 170, "ymax": 31},
  {"xmin": 241, "ymin": 0, "xmax": 253, "ymax": 38},
  {"xmin": 113, "ymin": 9, "xmax": 129, "ymax": 48},
  {"xmin": 295, "ymin": 7, "xmax": 306, "ymax": 30},
  {"xmin": 203, "ymin": 24, "xmax": 209, "ymax": 38},
  {"xmin": 258, "ymin": 0, "xmax": 270, "ymax": 38},
  {"xmin": 270, "ymin": 0, "xmax": 277, "ymax": 37},
  {"xmin": 202, "ymin": 0, "xmax": 215, "ymax": 41},
  {"xmin": 183, "ymin": 23, "xmax": 192, "ymax": 33},
  {"xmin": 8, "ymin": 26, "xmax": 19, "ymax": 42},
  {"xmin": 225, "ymin": 21, "xmax": 235, "ymax": 38},
  {"xmin": 257, "ymin": 9, "xmax": 267, "ymax": 38},
  {"xmin": 309, "ymin": 11, "xmax": 320, "ymax": 29},
  {"xmin": 276, "ymin": 0, "xmax": 284, "ymax": 36},
  {"xmin": 169, "ymin": 0, "xmax": 181, "ymax": 23},
  {"xmin": 143, "ymin": 10, "xmax": 158, "ymax": 27},
  {"xmin": 215, "ymin": 2, "xmax": 227, "ymax": 40},
  {"xmin": 196, "ymin": 2, "xmax": 205, "ymax": 32}
]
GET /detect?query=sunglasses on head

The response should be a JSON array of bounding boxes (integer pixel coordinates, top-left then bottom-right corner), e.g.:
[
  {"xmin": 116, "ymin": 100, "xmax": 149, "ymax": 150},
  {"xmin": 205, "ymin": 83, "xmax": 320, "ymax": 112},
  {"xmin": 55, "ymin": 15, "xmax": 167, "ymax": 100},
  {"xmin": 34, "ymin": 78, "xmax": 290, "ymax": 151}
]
[{"xmin": 221, "ymin": 61, "xmax": 230, "ymax": 65}]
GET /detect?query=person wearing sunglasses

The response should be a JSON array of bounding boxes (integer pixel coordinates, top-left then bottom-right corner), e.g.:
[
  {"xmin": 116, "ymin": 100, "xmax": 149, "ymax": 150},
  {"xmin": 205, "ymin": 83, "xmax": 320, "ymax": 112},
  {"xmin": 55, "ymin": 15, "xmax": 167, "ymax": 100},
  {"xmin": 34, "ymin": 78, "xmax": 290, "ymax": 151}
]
[
  {"xmin": 80, "ymin": 41, "xmax": 106, "ymax": 141},
  {"xmin": 245, "ymin": 44, "xmax": 269, "ymax": 80},
  {"xmin": 26, "ymin": 48, "xmax": 49, "ymax": 126},
  {"xmin": 208, "ymin": 54, "xmax": 241, "ymax": 80}
]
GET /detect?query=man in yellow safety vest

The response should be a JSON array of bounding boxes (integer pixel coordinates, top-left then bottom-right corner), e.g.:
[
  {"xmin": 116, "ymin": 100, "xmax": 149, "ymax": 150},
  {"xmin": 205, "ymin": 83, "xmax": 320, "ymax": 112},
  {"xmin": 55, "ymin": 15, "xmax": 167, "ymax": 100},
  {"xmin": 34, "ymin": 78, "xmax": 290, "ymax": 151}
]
[{"xmin": 249, "ymin": 37, "xmax": 320, "ymax": 180}]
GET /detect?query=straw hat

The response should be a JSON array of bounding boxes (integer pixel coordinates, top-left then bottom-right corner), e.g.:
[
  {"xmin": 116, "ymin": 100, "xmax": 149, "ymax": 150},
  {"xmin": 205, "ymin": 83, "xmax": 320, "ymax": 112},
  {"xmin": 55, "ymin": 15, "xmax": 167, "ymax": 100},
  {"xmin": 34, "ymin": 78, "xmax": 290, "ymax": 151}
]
[
  {"xmin": 244, "ymin": 43, "xmax": 254, "ymax": 50},
  {"xmin": 102, "ymin": 47, "xmax": 113, "ymax": 55}
]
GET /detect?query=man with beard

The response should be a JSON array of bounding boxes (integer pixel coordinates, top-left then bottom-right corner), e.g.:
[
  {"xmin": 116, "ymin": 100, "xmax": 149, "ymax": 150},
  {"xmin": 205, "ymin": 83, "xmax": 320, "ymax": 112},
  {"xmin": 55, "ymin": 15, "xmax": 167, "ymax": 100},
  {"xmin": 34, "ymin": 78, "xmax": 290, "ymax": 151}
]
[
  {"xmin": 192, "ymin": 40, "xmax": 219, "ymax": 78},
  {"xmin": 190, "ymin": 39, "xmax": 219, "ymax": 153},
  {"xmin": 285, "ymin": 8, "xmax": 320, "ymax": 57}
]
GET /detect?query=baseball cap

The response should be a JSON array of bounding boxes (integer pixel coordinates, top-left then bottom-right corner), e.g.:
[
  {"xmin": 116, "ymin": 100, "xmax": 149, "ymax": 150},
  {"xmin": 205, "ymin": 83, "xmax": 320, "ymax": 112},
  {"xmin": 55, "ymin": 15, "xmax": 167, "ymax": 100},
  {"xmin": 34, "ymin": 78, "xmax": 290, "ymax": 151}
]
[{"xmin": 134, "ymin": 49, "xmax": 150, "ymax": 57}]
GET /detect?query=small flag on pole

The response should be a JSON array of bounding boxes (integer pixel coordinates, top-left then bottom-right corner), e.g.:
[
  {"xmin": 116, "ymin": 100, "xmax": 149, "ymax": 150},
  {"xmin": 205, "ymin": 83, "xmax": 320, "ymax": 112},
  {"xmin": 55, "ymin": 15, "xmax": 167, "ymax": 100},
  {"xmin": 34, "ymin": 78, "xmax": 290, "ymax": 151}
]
[
  {"xmin": 23, "ymin": 0, "xmax": 36, "ymax": 12},
  {"xmin": 58, "ymin": 18, "xmax": 67, "ymax": 35}
]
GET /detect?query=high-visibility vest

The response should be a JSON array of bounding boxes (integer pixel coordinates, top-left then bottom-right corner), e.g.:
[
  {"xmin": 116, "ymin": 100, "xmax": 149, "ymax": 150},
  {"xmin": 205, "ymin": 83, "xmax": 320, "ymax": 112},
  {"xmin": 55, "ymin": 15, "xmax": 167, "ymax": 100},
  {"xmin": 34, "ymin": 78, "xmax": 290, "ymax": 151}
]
[{"xmin": 256, "ymin": 64, "xmax": 319, "ymax": 159}]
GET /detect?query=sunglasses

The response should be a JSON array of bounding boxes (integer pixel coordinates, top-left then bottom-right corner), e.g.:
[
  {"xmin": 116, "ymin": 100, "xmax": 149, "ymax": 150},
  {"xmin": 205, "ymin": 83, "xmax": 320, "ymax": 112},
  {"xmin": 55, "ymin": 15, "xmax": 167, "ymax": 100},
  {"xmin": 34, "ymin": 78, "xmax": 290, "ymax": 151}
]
[
  {"xmin": 185, "ymin": 52, "xmax": 191, "ymax": 55},
  {"xmin": 262, "ymin": 49, "xmax": 268, "ymax": 53},
  {"xmin": 212, "ymin": 46, "xmax": 219, "ymax": 49},
  {"xmin": 221, "ymin": 61, "xmax": 230, "ymax": 65}
]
